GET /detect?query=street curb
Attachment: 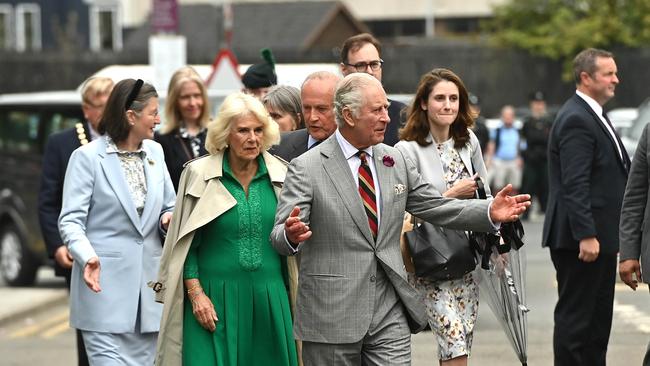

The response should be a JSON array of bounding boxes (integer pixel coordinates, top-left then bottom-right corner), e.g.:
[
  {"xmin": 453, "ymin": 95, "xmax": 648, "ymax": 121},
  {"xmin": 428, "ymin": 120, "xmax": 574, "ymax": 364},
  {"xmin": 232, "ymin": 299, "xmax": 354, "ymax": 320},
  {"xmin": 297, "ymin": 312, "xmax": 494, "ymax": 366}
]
[{"xmin": 0, "ymin": 290, "xmax": 68, "ymax": 327}]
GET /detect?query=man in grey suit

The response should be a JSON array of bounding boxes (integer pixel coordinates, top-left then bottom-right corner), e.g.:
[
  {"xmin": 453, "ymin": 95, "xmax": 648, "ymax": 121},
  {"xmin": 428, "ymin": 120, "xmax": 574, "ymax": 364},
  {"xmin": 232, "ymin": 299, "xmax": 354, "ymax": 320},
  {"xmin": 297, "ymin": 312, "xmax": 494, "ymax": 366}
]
[
  {"xmin": 271, "ymin": 73, "xmax": 530, "ymax": 365},
  {"xmin": 270, "ymin": 71, "xmax": 340, "ymax": 162},
  {"xmin": 619, "ymin": 123, "xmax": 650, "ymax": 365}
]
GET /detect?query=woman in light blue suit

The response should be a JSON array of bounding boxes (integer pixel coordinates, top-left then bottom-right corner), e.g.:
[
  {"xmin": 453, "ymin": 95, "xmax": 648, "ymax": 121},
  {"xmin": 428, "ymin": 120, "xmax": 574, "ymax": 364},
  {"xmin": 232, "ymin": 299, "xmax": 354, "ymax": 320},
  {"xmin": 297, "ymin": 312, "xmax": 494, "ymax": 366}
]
[{"xmin": 59, "ymin": 79, "xmax": 175, "ymax": 365}]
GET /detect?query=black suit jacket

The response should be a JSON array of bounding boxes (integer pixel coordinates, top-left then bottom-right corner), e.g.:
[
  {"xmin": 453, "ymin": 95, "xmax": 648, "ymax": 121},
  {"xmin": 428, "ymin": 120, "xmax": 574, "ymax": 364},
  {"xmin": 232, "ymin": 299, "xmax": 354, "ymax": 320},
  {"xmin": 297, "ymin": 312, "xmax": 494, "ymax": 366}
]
[
  {"xmin": 154, "ymin": 130, "xmax": 208, "ymax": 191},
  {"xmin": 384, "ymin": 99, "xmax": 406, "ymax": 146},
  {"xmin": 542, "ymin": 94, "xmax": 630, "ymax": 254},
  {"xmin": 268, "ymin": 128, "xmax": 309, "ymax": 162},
  {"xmin": 37, "ymin": 122, "xmax": 92, "ymax": 277}
]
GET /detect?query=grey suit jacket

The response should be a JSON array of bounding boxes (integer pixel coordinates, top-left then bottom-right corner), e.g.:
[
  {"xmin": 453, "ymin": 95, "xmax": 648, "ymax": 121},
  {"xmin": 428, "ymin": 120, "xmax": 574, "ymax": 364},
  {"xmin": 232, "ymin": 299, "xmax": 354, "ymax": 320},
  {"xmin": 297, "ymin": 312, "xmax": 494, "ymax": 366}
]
[
  {"xmin": 270, "ymin": 135, "xmax": 492, "ymax": 344},
  {"xmin": 620, "ymin": 124, "xmax": 650, "ymax": 282},
  {"xmin": 59, "ymin": 137, "xmax": 176, "ymax": 333}
]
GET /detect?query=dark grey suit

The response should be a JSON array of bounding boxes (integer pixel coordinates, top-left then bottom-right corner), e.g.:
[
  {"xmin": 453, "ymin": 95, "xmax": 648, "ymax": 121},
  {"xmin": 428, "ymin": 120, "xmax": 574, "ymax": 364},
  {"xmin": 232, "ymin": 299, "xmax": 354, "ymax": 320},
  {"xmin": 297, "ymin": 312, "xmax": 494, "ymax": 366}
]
[
  {"xmin": 271, "ymin": 134, "xmax": 492, "ymax": 364},
  {"xmin": 620, "ymin": 123, "xmax": 650, "ymax": 366},
  {"xmin": 268, "ymin": 128, "xmax": 309, "ymax": 162},
  {"xmin": 620, "ymin": 123, "xmax": 650, "ymax": 280}
]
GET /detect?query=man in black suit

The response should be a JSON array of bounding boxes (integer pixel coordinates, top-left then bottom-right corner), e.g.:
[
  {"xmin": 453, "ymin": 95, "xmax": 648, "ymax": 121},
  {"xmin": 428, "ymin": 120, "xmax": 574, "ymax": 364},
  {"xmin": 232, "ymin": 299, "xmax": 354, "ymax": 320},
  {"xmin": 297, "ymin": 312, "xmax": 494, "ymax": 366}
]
[
  {"xmin": 37, "ymin": 76, "xmax": 113, "ymax": 366},
  {"xmin": 270, "ymin": 71, "xmax": 340, "ymax": 162},
  {"xmin": 542, "ymin": 48, "xmax": 629, "ymax": 366},
  {"xmin": 339, "ymin": 33, "xmax": 405, "ymax": 146}
]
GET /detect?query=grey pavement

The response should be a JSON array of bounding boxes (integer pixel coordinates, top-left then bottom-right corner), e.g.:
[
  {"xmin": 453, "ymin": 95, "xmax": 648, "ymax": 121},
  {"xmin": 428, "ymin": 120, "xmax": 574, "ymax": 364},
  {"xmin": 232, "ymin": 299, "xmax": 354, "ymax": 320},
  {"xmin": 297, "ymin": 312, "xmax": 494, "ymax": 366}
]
[{"xmin": 0, "ymin": 268, "xmax": 67, "ymax": 326}]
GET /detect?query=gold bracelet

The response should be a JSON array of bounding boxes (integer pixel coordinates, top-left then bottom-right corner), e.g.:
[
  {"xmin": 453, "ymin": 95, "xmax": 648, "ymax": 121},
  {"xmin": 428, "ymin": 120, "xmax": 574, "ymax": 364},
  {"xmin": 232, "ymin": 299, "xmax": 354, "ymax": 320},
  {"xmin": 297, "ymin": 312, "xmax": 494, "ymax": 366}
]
[
  {"xmin": 186, "ymin": 283, "xmax": 202, "ymax": 294},
  {"xmin": 188, "ymin": 288, "xmax": 203, "ymax": 301}
]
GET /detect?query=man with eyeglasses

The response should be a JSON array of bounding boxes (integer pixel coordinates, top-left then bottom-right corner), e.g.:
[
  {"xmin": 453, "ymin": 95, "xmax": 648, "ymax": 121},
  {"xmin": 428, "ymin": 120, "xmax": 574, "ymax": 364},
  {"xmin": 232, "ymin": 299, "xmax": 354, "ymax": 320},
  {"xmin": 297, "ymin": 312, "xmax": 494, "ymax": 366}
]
[
  {"xmin": 38, "ymin": 76, "xmax": 114, "ymax": 366},
  {"xmin": 340, "ymin": 33, "xmax": 406, "ymax": 146}
]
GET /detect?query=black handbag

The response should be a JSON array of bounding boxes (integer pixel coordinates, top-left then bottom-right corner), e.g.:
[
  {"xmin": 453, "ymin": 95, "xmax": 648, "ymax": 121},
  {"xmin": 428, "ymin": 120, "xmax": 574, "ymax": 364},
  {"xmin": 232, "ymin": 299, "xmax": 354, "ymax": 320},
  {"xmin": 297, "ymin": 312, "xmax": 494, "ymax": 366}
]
[{"xmin": 404, "ymin": 218, "xmax": 477, "ymax": 281}]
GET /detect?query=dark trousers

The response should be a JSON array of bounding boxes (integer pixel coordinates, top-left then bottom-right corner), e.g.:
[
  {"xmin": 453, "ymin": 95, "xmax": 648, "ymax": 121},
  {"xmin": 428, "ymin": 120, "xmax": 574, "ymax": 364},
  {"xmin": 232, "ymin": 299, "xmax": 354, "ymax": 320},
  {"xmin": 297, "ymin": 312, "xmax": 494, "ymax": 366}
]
[
  {"xmin": 64, "ymin": 272, "xmax": 90, "ymax": 366},
  {"xmin": 550, "ymin": 249, "xmax": 616, "ymax": 366}
]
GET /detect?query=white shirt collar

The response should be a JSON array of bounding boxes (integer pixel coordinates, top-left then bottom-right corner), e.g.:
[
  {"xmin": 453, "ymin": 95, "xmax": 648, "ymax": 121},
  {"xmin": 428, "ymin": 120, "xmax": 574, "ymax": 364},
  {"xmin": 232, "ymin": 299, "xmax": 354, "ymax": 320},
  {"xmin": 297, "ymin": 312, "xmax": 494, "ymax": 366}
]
[
  {"xmin": 87, "ymin": 122, "xmax": 101, "ymax": 141},
  {"xmin": 575, "ymin": 90, "xmax": 603, "ymax": 117},
  {"xmin": 335, "ymin": 129, "xmax": 373, "ymax": 160}
]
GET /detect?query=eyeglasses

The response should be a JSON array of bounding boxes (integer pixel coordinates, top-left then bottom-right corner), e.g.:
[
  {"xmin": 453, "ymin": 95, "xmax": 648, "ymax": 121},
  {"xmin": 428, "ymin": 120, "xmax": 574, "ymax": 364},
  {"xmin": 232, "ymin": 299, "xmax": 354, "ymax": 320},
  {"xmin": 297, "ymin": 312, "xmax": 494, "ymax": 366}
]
[{"xmin": 343, "ymin": 59, "xmax": 384, "ymax": 72}]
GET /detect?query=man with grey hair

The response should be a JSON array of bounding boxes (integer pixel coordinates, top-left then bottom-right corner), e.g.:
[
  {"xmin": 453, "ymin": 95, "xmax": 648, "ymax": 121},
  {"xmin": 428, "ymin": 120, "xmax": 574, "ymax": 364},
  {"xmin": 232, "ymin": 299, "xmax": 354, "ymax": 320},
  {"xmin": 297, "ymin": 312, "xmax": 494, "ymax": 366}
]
[
  {"xmin": 269, "ymin": 71, "xmax": 340, "ymax": 162},
  {"xmin": 271, "ymin": 73, "xmax": 530, "ymax": 365},
  {"xmin": 543, "ymin": 48, "xmax": 629, "ymax": 365}
]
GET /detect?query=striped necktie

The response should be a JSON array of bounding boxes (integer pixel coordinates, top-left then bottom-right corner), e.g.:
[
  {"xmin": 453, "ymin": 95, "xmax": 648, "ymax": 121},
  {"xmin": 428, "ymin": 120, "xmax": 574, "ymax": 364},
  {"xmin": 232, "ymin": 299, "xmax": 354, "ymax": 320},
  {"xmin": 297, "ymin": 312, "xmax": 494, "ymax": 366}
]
[{"xmin": 357, "ymin": 151, "xmax": 378, "ymax": 240}]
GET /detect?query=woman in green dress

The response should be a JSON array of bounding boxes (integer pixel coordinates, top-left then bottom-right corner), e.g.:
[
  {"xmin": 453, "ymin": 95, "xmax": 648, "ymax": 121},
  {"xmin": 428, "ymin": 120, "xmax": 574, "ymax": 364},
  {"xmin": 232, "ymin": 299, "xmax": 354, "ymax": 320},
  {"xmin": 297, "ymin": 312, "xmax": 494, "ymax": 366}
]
[{"xmin": 154, "ymin": 92, "xmax": 299, "ymax": 366}]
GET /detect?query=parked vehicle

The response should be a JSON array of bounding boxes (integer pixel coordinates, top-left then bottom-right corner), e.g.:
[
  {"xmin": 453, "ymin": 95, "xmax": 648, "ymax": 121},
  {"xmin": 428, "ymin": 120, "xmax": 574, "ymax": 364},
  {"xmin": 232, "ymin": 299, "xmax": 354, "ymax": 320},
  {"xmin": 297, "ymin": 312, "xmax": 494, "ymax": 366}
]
[
  {"xmin": 0, "ymin": 91, "xmax": 83, "ymax": 286},
  {"xmin": 621, "ymin": 99, "xmax": 650, "ymax": 158},
  {"xmin": 608, "ymin": 107, "xmax": 638, "ymax": 138}
]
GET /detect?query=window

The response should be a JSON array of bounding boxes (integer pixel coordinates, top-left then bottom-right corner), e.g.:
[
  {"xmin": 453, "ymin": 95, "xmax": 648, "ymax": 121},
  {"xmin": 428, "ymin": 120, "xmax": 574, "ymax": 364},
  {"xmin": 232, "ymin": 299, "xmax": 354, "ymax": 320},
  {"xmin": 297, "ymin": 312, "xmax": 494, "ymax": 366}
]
[
  {"xmin": 90, "ymin": 4, "xmax": 122, "ymax": 51},
  {"xmin": 0, "ymin": 109, "xmax": 40, "ymax": 153},
  {"xmin": 0, "ymin": 5, "xmax": 11, "ymax": 50},
  {"xmin": 15, "ymin": 3, "xmax": 41, "ymax": 52},
  {"xmin": 44, "ymin": 109, "xmax": 84, "ymax": 139}
]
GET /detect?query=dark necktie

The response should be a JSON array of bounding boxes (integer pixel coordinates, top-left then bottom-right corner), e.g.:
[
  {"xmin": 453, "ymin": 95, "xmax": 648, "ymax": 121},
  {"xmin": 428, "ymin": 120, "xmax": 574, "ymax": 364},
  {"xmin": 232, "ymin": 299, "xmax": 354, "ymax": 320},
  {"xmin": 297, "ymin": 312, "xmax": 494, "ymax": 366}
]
[
  {"xmin": 357, "ymin": 151, "xmax": 378, "ymax": 240},
  {"xmin": 602, "ymin": 112, "xmax": 629, "ymax": 170},
  {"xmin": 308, "ymin": 140, "xmax": 322, "ymax": 150}
]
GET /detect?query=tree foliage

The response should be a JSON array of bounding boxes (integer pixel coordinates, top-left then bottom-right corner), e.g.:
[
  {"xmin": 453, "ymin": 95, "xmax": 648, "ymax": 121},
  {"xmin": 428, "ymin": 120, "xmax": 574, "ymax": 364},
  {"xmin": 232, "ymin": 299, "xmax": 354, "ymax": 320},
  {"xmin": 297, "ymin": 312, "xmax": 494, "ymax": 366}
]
[{"xmin": 486, "ymin": 0, "xmax": 650, "ymax": 79}]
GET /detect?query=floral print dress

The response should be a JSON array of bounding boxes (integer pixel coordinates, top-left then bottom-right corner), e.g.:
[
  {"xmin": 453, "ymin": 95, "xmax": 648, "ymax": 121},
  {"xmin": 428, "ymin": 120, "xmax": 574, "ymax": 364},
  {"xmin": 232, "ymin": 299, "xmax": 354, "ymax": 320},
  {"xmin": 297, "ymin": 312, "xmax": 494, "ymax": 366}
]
[{"xmin": 409, "ymin": 138, "xmax": 479, "ymax": 361}]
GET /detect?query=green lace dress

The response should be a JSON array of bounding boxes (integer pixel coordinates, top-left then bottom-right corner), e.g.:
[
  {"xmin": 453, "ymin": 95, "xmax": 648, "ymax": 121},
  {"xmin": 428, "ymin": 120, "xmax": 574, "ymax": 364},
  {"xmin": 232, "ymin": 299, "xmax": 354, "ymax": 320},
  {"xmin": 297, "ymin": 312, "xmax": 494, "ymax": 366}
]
[{"xmin": 182, "ymin": 154, "xmax": 297, "ymax": 366}]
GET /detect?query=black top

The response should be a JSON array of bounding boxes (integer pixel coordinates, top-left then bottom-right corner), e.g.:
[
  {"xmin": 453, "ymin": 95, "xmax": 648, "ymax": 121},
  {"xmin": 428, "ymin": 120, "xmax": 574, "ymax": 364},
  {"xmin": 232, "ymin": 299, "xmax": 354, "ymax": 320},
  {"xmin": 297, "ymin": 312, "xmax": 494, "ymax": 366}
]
[
  {"xmin": 520, "ymin": 114, "xmax": 553, "ymax": 162},
  {"xmin": 472, "ymin": 116, "xmax": 490, "ymax": 155},
  {"xmin": 155, "ymin": 129, "xmax": 208, "ymax": 191}
]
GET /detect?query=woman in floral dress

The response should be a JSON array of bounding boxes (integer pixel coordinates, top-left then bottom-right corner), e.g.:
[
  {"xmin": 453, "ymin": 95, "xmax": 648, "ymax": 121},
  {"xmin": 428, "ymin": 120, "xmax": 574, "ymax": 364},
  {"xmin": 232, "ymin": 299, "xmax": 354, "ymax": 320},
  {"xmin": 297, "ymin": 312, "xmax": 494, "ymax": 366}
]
[{"xmin": 396, "ymin": 68, "xmax": 491, "ymax": 366}]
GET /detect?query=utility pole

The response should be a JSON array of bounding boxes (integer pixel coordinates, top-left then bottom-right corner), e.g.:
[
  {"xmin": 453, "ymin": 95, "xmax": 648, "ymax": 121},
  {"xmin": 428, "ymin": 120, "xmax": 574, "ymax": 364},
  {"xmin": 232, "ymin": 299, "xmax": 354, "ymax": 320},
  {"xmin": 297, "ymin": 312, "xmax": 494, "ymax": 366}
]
[{"xmin": 425, "ymin": 0, "xmax": 435, "ymax": 38}]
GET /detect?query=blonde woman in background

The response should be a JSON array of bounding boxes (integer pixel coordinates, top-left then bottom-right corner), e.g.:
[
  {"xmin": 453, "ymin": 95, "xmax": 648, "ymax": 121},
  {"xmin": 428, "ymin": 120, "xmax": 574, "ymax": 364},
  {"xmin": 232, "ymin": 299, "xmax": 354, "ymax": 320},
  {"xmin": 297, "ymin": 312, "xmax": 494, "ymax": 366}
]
[{"xmin": 155, "ymin": 66, "xmax": 211, "ymax": 190}]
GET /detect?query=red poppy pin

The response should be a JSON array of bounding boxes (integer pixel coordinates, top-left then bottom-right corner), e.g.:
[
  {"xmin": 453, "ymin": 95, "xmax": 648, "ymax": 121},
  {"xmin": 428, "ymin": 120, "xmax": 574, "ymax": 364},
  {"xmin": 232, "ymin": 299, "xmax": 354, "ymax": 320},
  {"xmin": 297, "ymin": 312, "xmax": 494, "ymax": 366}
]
[{"xmin": 382, "ymin": 155, "xmax": 395, "ymax": 167}]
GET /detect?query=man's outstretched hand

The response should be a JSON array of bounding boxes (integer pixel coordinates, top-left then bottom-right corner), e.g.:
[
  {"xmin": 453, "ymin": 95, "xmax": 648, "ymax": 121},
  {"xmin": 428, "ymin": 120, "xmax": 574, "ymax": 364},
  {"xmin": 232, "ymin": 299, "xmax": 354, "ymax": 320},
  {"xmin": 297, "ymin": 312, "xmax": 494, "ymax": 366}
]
[{"xmin": 489, "ymin": 184, "xmax": 531, "ymax": 223}]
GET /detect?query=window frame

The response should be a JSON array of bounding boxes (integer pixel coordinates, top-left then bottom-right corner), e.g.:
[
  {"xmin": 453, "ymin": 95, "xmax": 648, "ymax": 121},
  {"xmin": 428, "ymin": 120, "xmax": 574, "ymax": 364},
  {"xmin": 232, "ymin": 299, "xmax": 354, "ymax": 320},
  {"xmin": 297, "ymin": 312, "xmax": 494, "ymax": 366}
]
[
  {"xmin": 0, "ymin": 4, "xmax": 12, "ymax": 50},
  {"xmin": 89, "ymin": 3, "xmax": 122, "ymax": 52},
  {"xmin": 15, "ymin": 3, "xmax": 41, "ymax": 52}
]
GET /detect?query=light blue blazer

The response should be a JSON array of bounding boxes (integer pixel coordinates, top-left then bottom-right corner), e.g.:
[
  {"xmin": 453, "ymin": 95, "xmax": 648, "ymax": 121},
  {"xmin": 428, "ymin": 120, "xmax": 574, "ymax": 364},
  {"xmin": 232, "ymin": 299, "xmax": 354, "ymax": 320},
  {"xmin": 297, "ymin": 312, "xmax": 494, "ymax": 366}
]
[{"xmin": 58, "ymin": 136, "xmax": 175, "ymax": 333}]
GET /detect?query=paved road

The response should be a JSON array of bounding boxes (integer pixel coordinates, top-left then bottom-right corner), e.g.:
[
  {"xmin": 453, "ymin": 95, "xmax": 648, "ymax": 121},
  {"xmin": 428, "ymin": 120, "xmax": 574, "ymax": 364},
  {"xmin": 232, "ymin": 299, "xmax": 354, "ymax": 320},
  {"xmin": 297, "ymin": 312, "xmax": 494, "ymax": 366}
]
[{"xmin": 1, "ymin": 218, "xmax": 649, "ymax": 365}]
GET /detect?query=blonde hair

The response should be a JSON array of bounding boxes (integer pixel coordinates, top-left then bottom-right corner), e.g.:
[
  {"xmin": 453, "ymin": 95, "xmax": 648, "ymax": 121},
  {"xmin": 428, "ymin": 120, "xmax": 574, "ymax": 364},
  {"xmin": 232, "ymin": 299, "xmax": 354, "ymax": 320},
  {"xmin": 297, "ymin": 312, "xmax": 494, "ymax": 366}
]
[
  {"xmin": 205, "ymin": 92, "xmax": 280, "ymax": 154},
  {"xmin": 160, "ymin": 66, "xmax": 210, "ymax": 134},
  {"xmin": 81, "ymin": 77, "xmax": 114, "ymax": 104}
]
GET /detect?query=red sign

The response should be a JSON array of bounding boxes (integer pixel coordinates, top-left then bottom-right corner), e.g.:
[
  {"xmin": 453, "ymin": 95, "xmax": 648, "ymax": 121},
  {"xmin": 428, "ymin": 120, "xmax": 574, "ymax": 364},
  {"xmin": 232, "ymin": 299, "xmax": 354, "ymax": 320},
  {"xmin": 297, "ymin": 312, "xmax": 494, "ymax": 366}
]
[{"xmin": 151, "ymin": 0, "xmax": 178, "ymax": 34}]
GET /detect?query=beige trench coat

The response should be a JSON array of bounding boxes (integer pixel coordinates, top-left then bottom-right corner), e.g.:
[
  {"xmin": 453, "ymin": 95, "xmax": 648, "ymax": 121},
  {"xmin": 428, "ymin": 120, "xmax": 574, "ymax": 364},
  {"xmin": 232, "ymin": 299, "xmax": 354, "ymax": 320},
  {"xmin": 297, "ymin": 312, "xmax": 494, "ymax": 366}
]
[{"xmin": 153, "ymin": 151, "xmax": 299, "ymax": 365}]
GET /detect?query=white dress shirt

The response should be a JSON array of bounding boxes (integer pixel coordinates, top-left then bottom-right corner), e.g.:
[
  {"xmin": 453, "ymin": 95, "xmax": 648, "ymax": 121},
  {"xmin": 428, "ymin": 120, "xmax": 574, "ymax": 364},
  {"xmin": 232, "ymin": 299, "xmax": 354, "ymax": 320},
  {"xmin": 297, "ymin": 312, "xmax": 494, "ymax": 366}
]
[{"xmin": 575, "ymin": 90, "xmax": 624, "ymax": 160}]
